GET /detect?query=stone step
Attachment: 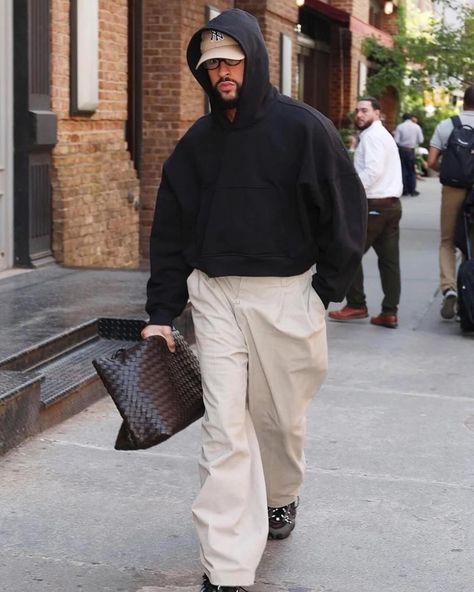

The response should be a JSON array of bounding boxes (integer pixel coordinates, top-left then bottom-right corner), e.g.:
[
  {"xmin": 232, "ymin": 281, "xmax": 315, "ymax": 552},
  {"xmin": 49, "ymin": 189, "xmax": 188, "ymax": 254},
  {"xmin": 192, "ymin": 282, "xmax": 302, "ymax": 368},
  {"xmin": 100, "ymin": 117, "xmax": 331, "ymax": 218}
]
[
  {"xmin": 0, "ymin": 370, "xmax": 42, "ymax": 455},
  {"xmin": 37, "ymin": 335, "xmax": 127, "ymax": 431},
  {"xmin": 0, "ymin": 319, "xmax": 99, "ymax": 372},
  {"xmin": 0, "ymin": 312, "xmax": 194, "ymax": 455},
  {"xmin": 0, "ymin": 317, "xmax": 147, "ymax": 454}
]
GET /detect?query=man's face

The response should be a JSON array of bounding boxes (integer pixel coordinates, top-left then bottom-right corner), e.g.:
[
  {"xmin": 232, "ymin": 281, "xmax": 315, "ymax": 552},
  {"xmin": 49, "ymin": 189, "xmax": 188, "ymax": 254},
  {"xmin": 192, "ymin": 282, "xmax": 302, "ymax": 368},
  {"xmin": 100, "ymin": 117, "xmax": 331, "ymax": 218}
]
[
  {"xmin": 207, "ymin": 59, "xmax": 245, "ymax": 108},
  {"xmin": 354, "ymin": 100, "xmax": 380, "ymax": 131}
]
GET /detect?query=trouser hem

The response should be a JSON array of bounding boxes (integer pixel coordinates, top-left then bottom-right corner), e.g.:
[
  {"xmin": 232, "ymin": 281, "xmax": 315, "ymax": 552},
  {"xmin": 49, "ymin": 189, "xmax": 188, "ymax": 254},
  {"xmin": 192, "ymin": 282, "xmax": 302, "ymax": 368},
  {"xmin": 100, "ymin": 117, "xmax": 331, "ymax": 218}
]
[
  {"xmin": 204, "ymin": 569, "xmax": 255, "ymax": 587},
  {"xmin": 268, "ymin": 495, "xmax": 298, "ymax": 508}
]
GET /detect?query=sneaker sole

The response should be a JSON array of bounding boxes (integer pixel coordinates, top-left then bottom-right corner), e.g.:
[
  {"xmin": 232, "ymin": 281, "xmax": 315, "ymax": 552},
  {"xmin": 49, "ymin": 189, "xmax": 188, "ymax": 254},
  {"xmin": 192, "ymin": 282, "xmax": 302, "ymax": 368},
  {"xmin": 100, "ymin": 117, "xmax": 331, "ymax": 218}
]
[
  {"xmin": 268, "ymin": 523, "xmax": 295, "ymax": 540},
  {"xmin": 441, "ymin": 296, "xmax": 457, "ymax": 320}
]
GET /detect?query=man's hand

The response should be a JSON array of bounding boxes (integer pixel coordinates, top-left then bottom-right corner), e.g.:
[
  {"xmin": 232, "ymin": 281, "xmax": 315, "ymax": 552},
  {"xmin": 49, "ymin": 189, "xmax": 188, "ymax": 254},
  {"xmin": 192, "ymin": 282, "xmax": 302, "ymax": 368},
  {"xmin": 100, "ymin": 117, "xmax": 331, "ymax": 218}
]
[{"xmin": 141, "ymin": 324, "xmax": 176, "ymax": 352}]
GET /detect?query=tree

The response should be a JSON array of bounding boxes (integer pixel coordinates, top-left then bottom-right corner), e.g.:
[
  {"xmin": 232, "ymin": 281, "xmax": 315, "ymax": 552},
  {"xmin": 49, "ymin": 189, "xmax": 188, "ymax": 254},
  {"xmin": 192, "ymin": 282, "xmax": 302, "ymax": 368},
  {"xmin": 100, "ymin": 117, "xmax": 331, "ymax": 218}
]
[
  {"xmin": 362, "ymin": 0, "xmax": 474, "ymax": 106},
  {"xmin": 408, "ymin": 0, "xmax": 474, "ymax": 88}
]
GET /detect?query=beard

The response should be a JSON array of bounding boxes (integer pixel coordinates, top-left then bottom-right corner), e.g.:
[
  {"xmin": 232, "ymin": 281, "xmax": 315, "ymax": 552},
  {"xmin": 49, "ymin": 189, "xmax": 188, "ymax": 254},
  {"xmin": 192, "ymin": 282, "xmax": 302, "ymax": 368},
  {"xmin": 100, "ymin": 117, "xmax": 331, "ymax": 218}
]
[
  {"xmin": 355, "ymin": 119, "xmax": 374, "ymax": 131},
  {"xmin": 210, "ymin": 78, "xmax": 241, "ymax": 110}
]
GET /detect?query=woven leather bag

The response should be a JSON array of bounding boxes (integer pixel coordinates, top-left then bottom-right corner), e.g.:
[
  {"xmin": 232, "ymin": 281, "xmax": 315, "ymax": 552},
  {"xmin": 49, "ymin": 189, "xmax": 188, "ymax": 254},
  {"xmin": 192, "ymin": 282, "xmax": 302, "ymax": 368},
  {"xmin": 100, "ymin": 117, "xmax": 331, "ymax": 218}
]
[{"xmin": 92, "ymin": 332, "xmax": 204, "ymax": 450}]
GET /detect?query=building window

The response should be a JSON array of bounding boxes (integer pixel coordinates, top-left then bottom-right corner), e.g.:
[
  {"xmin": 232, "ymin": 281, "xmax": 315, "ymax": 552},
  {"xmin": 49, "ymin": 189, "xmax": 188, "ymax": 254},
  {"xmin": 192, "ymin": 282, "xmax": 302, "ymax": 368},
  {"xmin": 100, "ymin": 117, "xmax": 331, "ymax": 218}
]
[{"xmin": 369, "ymin": 0, "xmax": 382, "ymax": 29}]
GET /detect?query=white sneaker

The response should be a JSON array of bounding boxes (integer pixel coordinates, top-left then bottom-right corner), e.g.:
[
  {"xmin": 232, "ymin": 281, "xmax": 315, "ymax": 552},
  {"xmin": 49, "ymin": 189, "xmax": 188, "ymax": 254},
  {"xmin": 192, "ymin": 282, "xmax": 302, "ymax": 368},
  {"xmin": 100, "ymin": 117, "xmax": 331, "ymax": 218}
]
[{"xmin": 441, "ymin": 289, "xmax": 457, "ymax": 320}]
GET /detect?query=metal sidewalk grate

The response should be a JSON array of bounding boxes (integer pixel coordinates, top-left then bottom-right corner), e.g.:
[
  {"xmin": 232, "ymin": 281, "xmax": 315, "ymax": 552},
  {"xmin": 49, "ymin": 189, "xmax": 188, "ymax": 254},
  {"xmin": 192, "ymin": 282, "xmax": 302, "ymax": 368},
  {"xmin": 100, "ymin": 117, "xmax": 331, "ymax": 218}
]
[{"xmin": 38, "ymin": 338, "xmax": 126, "ymax": 407}]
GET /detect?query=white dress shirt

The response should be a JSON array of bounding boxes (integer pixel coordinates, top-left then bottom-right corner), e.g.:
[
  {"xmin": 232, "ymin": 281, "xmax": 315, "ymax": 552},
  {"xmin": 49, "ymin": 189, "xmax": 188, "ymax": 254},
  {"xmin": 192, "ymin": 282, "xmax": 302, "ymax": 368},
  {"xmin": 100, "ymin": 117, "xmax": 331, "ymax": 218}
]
[{"xmin": 354, "ymin": 120, "xmax": 403, "ymax": 199}]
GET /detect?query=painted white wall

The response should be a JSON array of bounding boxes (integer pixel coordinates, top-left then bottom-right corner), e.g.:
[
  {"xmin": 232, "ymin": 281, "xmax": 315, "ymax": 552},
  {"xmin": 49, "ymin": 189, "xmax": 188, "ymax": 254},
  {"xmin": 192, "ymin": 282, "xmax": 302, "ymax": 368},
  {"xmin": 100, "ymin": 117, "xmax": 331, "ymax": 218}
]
[{"xmin": 0, "ymin": 0, "xmax": 13, "ymax": 270}]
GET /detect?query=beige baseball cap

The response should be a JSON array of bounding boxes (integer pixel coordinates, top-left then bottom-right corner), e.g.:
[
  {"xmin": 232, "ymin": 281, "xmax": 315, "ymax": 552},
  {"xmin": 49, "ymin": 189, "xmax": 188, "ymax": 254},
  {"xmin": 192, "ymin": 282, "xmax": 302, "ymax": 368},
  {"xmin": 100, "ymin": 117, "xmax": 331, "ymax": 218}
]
[{"xmin": 196, "ymin": 30, "xmax": 245, "ymax": 69}]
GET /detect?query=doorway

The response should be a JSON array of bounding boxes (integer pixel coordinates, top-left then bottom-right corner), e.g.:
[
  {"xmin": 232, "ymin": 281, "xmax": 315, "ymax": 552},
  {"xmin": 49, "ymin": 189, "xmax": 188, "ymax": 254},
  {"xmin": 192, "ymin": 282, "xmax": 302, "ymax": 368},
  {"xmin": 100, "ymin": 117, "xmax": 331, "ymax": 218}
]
[
  {"xmin": 14, "ymin": 0, "xmax": 56, "ymax": 267},
  {"xmin": 0, "ymin": 0, "xmax": 13, "ymax": 271}
]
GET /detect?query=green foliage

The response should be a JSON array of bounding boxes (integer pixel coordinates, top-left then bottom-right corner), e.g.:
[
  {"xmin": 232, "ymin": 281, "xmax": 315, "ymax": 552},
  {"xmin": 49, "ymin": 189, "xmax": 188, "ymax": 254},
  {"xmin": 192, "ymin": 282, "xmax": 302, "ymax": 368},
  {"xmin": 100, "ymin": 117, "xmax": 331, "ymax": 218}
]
[
  {"xmin": 362, "ymin": 37, "xmax": 407, "ymax": 99},
  {"xmin": 407, "ymin": 6, "xmax": 474, "ymax": 88},
  {"xmin": 362, "ymin": 0, "xmax": 474, "ymax": 119},
  {"xmin": 338, "ymin": 128, "xmax": 355, "ymax": 158},
  {"xmin": 419, "ymin": 106, "xmax": 458, "ymax": 148}
]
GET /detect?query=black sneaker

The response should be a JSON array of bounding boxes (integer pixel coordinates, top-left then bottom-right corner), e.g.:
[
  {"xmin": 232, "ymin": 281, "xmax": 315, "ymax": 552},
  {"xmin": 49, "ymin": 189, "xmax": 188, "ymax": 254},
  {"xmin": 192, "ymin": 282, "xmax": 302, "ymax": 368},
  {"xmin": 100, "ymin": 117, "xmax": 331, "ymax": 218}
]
[
  {"xmin": 200, "ymin": 574, "xmax": 248, "ymax": 592},
  {"xmin": 268, "ymin": 498, "xmax": 299, "ymax": 540}
]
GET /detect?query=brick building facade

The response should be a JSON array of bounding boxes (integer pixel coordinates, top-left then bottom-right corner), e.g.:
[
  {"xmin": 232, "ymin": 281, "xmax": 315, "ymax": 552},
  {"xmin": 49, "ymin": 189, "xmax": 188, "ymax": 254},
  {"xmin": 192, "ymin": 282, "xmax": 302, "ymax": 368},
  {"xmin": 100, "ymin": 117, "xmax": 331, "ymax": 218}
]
[
  {"xmin": 2, "ymin": 0, "xmax": 399, "ymax": 273},
  {"xmin": 51, "ymin": 0, "xmax": 141, "ymax": 268},
  {"xmin": 297, "ymin": 0, "xmax": 398, "ymax": 130}
]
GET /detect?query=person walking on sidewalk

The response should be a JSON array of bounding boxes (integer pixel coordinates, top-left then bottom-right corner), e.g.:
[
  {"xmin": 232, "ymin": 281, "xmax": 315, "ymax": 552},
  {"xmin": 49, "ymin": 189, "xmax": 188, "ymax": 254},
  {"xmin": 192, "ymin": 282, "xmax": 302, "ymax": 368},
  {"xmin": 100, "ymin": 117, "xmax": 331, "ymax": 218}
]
[
  {"xmin": 427, "ymin": 85, "xmax": 474, "ymax": 320},
  {"xmin": 394, "ymin": 113, "xmax": 424, "ymax": 196},
  {"xmin": 329, "ymin": 97, "xmax": 403, "ymax": 329},
  {"xmin": 141, "ymin": 9, "xmax": 367, "ymax": 592}
]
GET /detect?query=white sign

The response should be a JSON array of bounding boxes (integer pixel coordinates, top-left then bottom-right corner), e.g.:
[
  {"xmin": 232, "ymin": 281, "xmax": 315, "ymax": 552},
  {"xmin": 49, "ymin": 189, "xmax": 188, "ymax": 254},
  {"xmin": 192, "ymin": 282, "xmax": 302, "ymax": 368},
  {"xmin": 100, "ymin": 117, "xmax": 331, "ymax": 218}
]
[
  {"xmin": 74, "ymin": 0, "xmax": 99, "ymax": 113},
  {"xmin": 280, "ymin": 33, "xmax": 292, "ymax": 97}
]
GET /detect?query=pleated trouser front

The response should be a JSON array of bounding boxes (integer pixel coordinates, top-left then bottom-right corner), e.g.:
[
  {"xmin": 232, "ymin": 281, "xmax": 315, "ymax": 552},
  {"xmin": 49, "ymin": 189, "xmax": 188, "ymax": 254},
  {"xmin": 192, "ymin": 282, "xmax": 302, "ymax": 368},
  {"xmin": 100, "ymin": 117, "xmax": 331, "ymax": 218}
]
[{"xmin": 187, "ymin": 268, "xmax": 328, "ymax": 586}]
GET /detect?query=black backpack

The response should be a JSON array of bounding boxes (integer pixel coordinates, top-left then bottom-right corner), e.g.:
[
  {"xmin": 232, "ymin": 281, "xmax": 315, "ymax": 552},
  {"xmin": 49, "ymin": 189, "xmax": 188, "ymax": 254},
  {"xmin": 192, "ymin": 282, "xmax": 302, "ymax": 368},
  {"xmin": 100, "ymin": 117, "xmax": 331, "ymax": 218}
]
[{"xmin": 440, "ymin": 115, "xmax": 474, "ymax": 188}]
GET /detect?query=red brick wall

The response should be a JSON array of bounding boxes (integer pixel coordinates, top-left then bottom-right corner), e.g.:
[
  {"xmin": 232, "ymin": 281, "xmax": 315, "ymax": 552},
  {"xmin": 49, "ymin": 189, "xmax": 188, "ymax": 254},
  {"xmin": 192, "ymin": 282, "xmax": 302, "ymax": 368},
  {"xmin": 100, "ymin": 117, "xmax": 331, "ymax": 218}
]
[
  {"xmin": 381, "ymin": 8, "xmax": 398, "ymax": 36},
  {"xmin": 139, "ymin": 0, "xmax": 298, "ymax": 261},
  {"xmin": 237, "ymin": 0, "xmax": 299, "ymax": 93},
  {"xmin": 380, "ymin": 86, "xmax": 398, "ymax": 131},
  {"xmin": 321, "ymin": 0, "xmax": 399, "ymax": 128},
  {"xmin": 351, "ymin": 30, "xmax": 365, "ymax": 103},
  {"xmin": 327, "ymin": 26, "xmax": 354, "ymax": 126},
  {"xmin": 332, "ymin": 0, "xmax": 370, "ymax": 21},
  {"xmin": 48, "ymin": 0, "xmax": 398, "ymax": 270},
  {"xmin": 50, "ymin": 0, "xmax": 140, "ymax": 268},
  {"xmin": 139, "ymin": 0, "xmax": 234, "ymax": 261}
]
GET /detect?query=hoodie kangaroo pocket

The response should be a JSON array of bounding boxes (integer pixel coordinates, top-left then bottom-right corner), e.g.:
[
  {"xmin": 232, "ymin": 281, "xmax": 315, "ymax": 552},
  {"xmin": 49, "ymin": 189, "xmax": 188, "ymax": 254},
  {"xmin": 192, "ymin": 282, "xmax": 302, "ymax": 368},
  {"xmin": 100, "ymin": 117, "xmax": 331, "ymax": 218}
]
[{"xmin": 199, "ymin": 185, "xmax": 300, "ymax": 258}]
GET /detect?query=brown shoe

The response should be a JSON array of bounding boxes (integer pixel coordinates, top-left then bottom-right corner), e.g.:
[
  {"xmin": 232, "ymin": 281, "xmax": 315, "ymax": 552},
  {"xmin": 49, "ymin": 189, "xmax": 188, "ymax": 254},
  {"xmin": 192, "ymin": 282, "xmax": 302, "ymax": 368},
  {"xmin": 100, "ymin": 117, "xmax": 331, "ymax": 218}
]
[
  {"xmin": 328, "ymin": 305, "xmax": 368, "ymax": 321},
  {"xmin": 370, "ymin": 312, "xmax": 398, "ymax": 328}
]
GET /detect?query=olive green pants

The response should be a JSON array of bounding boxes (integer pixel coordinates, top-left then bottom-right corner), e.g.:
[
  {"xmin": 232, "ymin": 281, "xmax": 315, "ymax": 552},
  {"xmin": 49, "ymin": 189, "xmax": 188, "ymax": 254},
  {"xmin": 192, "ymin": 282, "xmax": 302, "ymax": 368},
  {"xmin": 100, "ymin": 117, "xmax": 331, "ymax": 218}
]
[{"xmin": 346, "ymin": 198, "xmax": 402, "ymax": 313}]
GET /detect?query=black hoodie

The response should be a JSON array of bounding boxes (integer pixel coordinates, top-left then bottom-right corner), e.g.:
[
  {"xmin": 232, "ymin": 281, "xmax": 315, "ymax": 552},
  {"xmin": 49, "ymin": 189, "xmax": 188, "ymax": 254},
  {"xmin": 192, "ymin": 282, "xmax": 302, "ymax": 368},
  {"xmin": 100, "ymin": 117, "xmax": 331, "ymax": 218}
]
[{"xmin": 146, "ymin": 9, "xmax": 367, "ymax": 326}]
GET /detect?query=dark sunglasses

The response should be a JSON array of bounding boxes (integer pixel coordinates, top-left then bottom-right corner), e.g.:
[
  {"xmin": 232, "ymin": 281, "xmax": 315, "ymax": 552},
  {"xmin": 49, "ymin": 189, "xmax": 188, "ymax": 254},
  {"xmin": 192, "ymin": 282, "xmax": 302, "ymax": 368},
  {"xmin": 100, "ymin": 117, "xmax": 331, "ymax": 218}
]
[{"xmin": 202, "ymin": 57, "xmax": 243, "ymax": 70}]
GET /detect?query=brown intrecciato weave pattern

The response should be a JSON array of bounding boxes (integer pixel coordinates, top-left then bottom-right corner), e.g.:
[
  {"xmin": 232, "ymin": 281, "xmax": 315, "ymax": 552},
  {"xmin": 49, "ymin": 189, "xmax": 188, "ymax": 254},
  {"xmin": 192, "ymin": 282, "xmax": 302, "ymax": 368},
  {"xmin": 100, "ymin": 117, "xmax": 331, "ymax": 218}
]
[
  {"xmin": 97, "ymin": 317, "xmax": 146, "ymax": 341},
  {"xmin": 92, "ymin": 332, "xmax": 204, "ymax": 450}
]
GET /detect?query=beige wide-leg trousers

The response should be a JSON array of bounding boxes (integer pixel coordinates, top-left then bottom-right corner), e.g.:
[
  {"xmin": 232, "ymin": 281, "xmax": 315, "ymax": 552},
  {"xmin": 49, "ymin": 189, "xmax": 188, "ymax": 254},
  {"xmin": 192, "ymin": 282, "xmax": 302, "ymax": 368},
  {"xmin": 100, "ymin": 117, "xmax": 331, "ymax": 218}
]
[{"xmin": 187, "ymin": 269, "xmax": 328, "ymax": 586}]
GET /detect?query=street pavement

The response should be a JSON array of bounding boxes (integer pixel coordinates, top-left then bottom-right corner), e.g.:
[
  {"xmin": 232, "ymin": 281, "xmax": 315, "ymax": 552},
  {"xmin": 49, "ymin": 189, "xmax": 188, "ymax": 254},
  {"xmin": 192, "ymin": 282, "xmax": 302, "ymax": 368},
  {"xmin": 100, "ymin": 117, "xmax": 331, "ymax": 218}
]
[{"xmin": 1, "ymin": 176, "xmax": 473, "ymax": 592}]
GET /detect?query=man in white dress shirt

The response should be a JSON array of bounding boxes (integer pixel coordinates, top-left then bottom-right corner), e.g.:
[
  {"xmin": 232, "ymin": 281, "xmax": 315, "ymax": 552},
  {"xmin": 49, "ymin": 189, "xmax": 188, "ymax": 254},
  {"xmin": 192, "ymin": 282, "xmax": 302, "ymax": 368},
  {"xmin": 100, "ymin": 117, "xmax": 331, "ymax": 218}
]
[{"xmin": 329, "ymin": 97, "xmax": 404, "ymax": 328}]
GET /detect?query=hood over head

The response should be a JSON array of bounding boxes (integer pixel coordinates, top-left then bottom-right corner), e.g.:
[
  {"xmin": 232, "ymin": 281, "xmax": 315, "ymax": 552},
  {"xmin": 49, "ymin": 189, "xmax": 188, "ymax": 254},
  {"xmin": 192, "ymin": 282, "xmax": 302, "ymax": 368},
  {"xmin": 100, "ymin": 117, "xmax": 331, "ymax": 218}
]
[{"xmin": 186, "ymin": 8, "xmax": 274, "ymax": 128}]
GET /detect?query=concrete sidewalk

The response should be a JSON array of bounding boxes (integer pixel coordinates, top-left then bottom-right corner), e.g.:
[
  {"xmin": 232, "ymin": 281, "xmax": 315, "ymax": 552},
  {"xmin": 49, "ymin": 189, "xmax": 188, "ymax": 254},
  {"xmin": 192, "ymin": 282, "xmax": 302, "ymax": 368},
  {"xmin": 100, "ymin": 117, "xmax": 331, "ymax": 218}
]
[{"xmin": 1, "ymin": 177, "xmax": 473, "ymax": 592}]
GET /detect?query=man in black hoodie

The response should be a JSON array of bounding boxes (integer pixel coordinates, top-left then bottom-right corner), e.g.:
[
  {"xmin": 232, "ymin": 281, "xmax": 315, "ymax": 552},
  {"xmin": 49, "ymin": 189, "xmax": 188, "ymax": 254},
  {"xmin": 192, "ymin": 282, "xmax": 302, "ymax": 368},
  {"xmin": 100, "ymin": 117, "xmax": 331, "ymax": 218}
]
[{"xmin": 142, "ymin": 9, "xmax": 367, "ymax": 591}]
